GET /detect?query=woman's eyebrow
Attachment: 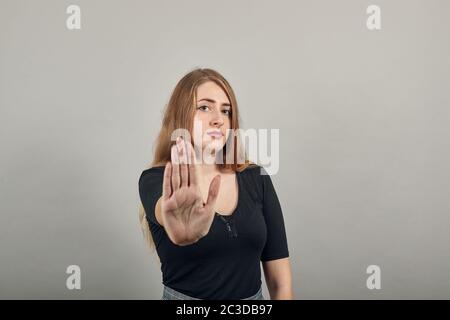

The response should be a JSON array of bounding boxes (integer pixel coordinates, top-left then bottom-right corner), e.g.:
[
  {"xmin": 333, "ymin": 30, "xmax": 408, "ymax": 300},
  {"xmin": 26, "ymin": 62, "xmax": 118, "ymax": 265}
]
[{"xmin": 197, "ymin": 98, "xmax": 231, "ymax": 107}]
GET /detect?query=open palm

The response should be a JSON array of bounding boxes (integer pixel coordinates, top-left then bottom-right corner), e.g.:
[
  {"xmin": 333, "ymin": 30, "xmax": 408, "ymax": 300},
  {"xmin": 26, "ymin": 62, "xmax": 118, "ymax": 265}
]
[{"xmin": 161, "ymin": 137, "xmax": 221, "ymax": 246}]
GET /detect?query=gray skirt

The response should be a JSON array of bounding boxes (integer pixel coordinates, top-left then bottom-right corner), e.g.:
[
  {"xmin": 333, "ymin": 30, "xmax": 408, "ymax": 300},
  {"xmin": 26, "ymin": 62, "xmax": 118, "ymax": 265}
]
[{"xmin": 162, "ymin": 285, "xmax": 265, "ymax": 300}]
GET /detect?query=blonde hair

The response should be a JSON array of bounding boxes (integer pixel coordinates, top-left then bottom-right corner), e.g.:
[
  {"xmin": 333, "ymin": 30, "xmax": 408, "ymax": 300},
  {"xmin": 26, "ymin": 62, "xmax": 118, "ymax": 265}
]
[{"xmin": 139, "ymin": 67, "xmax": 253, "ymax": 251}]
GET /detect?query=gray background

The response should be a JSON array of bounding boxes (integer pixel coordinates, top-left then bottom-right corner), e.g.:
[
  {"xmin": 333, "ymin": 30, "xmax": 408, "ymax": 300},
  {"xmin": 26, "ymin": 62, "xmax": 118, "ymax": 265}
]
[{"xmin": 1, "ymin": 0, "xmax": 449, "ymax": 299}]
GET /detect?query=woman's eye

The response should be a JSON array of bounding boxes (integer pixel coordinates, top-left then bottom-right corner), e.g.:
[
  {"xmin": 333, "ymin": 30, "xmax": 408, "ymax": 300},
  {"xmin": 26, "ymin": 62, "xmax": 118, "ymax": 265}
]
[
  {"xmin": 197, "ymin": 105, "xmax": 231, "ymax": 116},
  {"xmin": 198, "ymin": 105, "xmax": 210, "ymax": 111}
]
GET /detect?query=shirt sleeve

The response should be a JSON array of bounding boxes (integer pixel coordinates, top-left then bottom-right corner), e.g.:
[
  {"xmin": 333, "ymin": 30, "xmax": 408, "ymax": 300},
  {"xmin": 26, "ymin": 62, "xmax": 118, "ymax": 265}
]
[
  {"xmin": 259, "ymin": 168, "xmax": 290, "ymax": 262},
  {"xmin": 138, "ymin": 168, "xmax": 164, "ymax": 227}
]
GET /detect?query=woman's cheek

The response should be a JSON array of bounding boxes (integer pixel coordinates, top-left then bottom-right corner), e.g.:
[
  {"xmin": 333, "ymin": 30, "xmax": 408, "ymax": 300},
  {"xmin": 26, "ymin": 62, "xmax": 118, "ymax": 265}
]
[{"xmin": 192, "ymin": 116, "xmax": 207, "ymax": 146}]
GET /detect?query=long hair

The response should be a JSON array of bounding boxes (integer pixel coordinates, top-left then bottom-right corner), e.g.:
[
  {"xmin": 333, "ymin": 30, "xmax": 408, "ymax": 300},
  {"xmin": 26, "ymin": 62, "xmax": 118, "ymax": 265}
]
[{"xmin": 139, "ymin": 68, "xmax": 253, "ymax": 251}]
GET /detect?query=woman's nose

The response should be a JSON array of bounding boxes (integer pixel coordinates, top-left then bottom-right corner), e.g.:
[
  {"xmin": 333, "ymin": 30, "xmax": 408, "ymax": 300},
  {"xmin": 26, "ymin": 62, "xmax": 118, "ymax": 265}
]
[{"xmin": 210, "ymin": 110, "xmax": 224, "ymax": 126}]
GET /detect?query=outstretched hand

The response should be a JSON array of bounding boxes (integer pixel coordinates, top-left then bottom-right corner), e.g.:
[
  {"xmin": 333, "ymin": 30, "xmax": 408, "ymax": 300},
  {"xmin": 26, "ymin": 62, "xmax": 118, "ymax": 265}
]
[{"xmin": 160, "ymin": 137, "xmax": 221, "ymax": 246}]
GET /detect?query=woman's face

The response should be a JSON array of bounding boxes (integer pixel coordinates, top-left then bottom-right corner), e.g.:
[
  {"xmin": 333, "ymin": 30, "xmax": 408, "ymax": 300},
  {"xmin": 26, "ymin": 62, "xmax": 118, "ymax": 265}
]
[{"xmin": 192, "ymin": 81, "xmax": 232, "ymax": 159}]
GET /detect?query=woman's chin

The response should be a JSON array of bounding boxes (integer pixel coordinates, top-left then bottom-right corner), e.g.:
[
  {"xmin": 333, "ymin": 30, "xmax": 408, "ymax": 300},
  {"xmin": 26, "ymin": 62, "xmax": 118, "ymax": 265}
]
[{"xmin": 204, "ymin": 139, "xmax": 224, "ymax": 149}]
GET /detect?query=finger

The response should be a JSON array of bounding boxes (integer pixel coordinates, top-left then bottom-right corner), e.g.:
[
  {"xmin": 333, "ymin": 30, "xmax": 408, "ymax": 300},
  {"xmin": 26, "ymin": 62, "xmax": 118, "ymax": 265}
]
[
  {"xmin": 162, "ymin": 162, "xmax": 172, "ymax": 200},
  {"xmin": 204, "ymin": 175, "xmax": 221, "ymax": 210},
  {"xmin": 186, "ymin": 140, "xmax": 197, "ymax": 186},
  {"xmin": 171, "ymin": 145, "xmax": 180, "ymax": 190},
  {"xmin": 178, "ymin": 137, "xmax": 188, "ymax": 187}
]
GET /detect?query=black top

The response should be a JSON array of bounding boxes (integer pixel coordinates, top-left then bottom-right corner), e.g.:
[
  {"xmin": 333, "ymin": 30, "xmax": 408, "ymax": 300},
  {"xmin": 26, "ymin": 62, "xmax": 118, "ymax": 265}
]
[{"xmin": 138, "ymin": 164, "xmax": 289, "ymax": 299}]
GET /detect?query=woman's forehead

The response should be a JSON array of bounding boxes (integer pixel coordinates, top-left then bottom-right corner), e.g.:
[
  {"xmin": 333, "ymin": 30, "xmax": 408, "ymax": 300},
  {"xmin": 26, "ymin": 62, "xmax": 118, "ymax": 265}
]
[{"xmin": 196, "ymin": 81, "xmax": 230, "ymax": 104}]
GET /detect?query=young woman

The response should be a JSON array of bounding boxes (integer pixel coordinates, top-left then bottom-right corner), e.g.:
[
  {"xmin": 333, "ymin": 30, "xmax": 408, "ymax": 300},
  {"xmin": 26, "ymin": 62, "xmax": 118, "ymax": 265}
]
[{"xmin": 138, "ymin": 68, "xmax": 293, "ymax": 300}]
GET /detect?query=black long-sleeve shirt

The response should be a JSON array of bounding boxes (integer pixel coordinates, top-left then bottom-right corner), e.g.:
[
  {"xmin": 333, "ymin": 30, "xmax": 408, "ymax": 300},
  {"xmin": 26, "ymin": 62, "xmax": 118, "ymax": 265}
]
[{"xmin": 138, "ymin": 164, "xmax": 289, "ymax": 299}]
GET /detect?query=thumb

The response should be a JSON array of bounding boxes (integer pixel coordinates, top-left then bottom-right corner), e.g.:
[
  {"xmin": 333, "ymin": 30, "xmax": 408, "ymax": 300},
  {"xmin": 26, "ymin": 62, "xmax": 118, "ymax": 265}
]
[{"xmin": 204, "ymin": 175, "xmax": 221, "ymax": 210}]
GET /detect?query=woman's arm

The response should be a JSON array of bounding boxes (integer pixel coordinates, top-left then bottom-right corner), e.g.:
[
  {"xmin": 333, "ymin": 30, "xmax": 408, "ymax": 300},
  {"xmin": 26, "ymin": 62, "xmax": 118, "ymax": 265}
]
[{"xmin": 262, "ymin": 257, "xmax": 294, "ymax": 300}]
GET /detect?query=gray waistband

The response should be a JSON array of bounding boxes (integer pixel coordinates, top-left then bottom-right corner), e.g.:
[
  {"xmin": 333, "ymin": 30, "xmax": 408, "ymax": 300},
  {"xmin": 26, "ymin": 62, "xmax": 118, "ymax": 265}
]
[{"xmin": 162, "ymin": 285, "xmax": 264, "ymax": 300}]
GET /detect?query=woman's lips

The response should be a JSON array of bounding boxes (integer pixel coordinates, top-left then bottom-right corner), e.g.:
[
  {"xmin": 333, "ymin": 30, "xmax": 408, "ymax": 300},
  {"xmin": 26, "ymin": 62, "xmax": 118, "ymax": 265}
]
[{"xmin": 207, "ymin": 131, "xmax": 223, "ymax": 138}]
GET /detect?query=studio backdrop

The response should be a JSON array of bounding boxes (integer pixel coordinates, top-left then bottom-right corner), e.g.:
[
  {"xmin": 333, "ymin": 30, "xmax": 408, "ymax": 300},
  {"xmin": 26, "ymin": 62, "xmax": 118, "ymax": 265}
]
[{"xmin": 1, "ymin": 0, "xmax": 449, "ymax": 299}]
